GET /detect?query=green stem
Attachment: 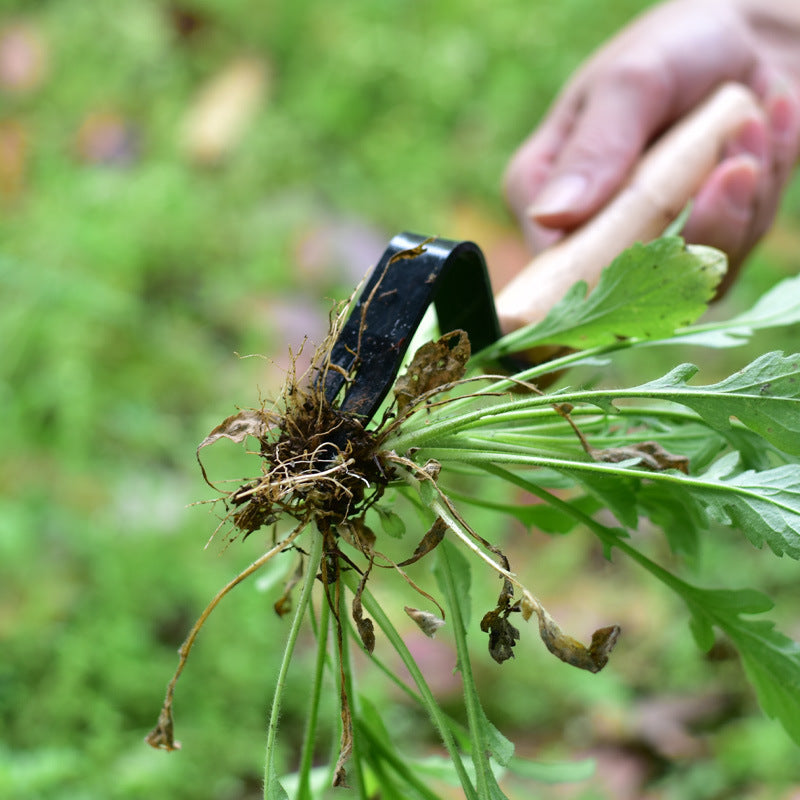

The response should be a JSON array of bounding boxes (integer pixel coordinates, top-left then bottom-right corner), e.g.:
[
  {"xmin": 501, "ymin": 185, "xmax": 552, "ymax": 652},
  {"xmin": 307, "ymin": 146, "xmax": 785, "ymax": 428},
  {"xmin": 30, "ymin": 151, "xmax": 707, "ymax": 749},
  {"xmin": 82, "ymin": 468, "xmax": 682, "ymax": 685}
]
[
  {"xmin": 263, "ymin": 531, "xmax": 321, "ymax": 800},
  {"xmin": 482, "ymin": 463, "xmax": 692, "ymax": 594},
  {"xmin": 354, "ymin": 718, "xmax": 443, "ymax": 800},
  {"xmin": 296, "ymin": 591, "xmax": 331, "ymax": 800},
  {"xmin": 436, "ymin": 541, "xmax": 494, "ymax": 800},
  {"xmin": 341, "ymin": 572, "xmax": 480, "ymax": 800},
  {"xmin": 336, "ymin": 578, "xmax": 367, "ymax": 798}
]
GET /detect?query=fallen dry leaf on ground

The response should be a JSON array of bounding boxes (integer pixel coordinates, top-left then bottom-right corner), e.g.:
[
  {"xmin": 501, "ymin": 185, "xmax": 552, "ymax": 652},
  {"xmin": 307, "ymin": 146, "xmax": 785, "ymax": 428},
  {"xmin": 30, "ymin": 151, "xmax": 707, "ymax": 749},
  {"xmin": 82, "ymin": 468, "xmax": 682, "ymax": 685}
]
[{"xmin": 181, "ymin": 56, "xmax": 268, "ymax": 165}]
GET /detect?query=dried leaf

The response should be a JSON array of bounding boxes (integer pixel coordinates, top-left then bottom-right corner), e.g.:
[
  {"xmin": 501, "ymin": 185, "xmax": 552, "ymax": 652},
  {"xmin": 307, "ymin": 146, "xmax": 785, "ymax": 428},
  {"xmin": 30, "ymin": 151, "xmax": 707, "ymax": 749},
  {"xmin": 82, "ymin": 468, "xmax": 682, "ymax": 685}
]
[
  {"xmin": 590, "ymin": 440, "xmax": 689, "ymax": 474},
  {"xmin": 537, "ymin": 611, "xmax": 620, "ymax": 674},
  {"xmin": 145, "ymin": 705, "xmax": 181, "ymax": 751},
  {"xmin": 182, "ymin": 57, "xmax": 268, "ymax": 166},
  {"xmin": 352, "ymin": 568, "xmax": 375, "ymax": 654},
  {"xmin": 273, "ymin": 557, "xmax": 304, "ymax": 617},
  {"xmin": 397, "ymin": 517, "xmax": 447, "ymax": 566},
  {"xmin": 480, "ymin": 607, "xmax": 520, "ymax": 664},
  {"xmin": 404, "ymin": 606, "xmax": 445, "ymax": 638},
  {"xmin": 521, "ymin": 590, "xmax": 620, "ymax": 672},
  {"xmin": 333, "ymin": 698, "xmax": 352, "ymax": 787},
  {"xmin": 198, "ymin": 408, "xmax": 276, "ymax": 451},
  {"xmin": 338, "ymin": 517, "xmax": 376, "ymax": 555},
  {"xmin": 393, "ymin": 330, "xmax": 471, "ymax": 415}
]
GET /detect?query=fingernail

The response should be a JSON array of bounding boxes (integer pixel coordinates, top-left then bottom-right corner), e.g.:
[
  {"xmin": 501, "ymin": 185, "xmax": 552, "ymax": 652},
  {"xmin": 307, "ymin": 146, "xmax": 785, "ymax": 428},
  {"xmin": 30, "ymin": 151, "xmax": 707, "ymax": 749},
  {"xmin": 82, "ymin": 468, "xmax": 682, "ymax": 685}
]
[
  {"xmin": 723, "ymin": 157, "xmax": 758, "ymax": 218},
  {"xmin": 732, "ymin": 118, "xmax": 767, "ymax": 161},
  {"xmin": 769, "ymin": 93, "xmax": 796, "ymax": 140},
  {"xmin": 527, "ymin": 173, "xmax": 589, "ymax": 220}
]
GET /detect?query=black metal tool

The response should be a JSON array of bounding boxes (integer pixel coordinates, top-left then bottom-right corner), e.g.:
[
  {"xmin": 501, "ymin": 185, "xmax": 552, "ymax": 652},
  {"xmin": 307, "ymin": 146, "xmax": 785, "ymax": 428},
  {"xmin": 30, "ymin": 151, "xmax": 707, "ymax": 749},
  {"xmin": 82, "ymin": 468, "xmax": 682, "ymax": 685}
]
[{"xmin": 319, "ymin": 232, "xmax": 503, "ymax": 426}]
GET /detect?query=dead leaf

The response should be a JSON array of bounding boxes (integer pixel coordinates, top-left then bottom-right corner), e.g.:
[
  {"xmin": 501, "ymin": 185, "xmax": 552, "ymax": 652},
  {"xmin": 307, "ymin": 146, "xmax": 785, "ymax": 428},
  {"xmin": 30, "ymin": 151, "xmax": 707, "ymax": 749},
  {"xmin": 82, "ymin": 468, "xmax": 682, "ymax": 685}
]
[
  {"xmin": 590, "ymin": 440, "xmax": 689, "ymax": 474},
  {"xmin": 181, "ymin": 57, "xmax": 268, "ymax": 166},
  {"xmin": 273, "ymin": 557, "xmax": 304, "ymax": 617},
  {"xmin": 397, "ymin": 517, "xmax": 447, "ymax": 566},
  {"xmin": 145, "ymin": 705, "xmax": 181, "ymax": 751},
  {"xmin": 537, "ymin": 612, "xmax": 620, "ymax": 674},
  {"xmin": 338, "ymin": 517, "xmax": 376, "ymax": 555},
  {"xmin": 404, "ymin": 606, "xmax": 445, "ymax": 638},
  {"xmin": 521, "ymin": 590, "xmax": 619, "ymax": 673},
  {"xmin": 198, "ymin": 408, "xmax": 276, "ymax": 451},
  {"xmin": 352, "ymin": 566, "xmax": 375, "ymax": 654},
  {"xmin": 393, "ymin": 330, "xmax": 471, "ymax": 416},
  {"xmin": 480, "ymin": 606, "xmax": 520, "ymax": 664}
]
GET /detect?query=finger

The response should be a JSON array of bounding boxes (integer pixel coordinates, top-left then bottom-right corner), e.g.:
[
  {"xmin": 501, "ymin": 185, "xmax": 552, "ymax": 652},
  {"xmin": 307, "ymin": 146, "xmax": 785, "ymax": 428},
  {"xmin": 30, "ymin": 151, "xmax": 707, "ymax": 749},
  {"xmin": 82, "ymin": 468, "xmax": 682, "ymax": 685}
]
[
  {"xmin": 685, "ymin": 80, "xmax": 800, "ymax": 291},
  {"xmin": 526, "ymin": 59, "xmax": 676, "ymax": 229},
  {"xmin": 751, "ymin": 81, "xmax": 800, "ymax": 237},
  {"xmin": 682, "ymin": 154, "xmax": 761, "ymax": 273},
  {"xmin": 503, "ymin": 96, "xmax": 579, "ymax": 231}
]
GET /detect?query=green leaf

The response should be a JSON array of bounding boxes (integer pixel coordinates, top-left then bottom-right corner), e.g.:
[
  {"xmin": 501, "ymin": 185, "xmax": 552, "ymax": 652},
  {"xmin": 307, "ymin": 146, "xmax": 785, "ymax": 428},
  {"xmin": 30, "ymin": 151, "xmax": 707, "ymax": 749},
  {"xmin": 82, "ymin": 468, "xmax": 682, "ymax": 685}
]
[
  {"xmin": 596, "ymin": 526, "xmax": 800, "ymax": 746},
  {"xmin": 583, "ymin": 352, "xmax": 800, "ymax": 456},
  {"xmin": 682, "ymin": 585, "xmax": 800, "ymax": 745},
  {"xmin": 448, "ymin": 487, "xmax": 598, "ymax": 534},
  {"xmin": 692, "ymin": 456, "xmax": 800, "ymax": 558},
  {"xmin": 375, "ymin": 506, "xmax": 406, "ymax": 538},
  {"xmin": 487, "ymin": 237, "xmax": 724, "ymax": 355},
  {"xmin": 669, "ymin": 273, "xmax": 800, "ymax": 348},
  {"xmin": 434, "ymin": 535, "xmax": 472, "ymax": 629},
  {"xmin": 505, "ymin": 755, "xmax": 595, "ymax": 783},
  {"xmin": 637, "ymin": 481, "xmax": 709, "ymax": 557}
]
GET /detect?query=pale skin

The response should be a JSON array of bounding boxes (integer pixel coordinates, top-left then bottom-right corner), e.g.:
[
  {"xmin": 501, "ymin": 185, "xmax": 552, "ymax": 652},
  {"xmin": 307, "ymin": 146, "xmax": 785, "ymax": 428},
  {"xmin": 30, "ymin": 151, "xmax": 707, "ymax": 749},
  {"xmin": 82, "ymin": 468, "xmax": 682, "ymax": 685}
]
[{"xmin": 504, "ymin": 0, "xmax": 800, "ymax": 292}]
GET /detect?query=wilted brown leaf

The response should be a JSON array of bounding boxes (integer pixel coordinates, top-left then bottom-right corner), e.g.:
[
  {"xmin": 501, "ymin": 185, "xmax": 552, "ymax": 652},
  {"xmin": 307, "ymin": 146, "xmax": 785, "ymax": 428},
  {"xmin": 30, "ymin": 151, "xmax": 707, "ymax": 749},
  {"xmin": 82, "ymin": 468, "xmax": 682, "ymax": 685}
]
[
  {"xmin": 404, "ymin": 606, "xmax": 445, "ymax": 638},
  {"xmin": 338, "ymin": 517, "xmax": 376, "ymax": 555},
  {"xmin": 522, "ymin": 590, "xmax": 619, "ymax": 673},
  {"xmin": 273, "ymin": 557, "xmax": 304, "ymax": 617},
  {"xmin": 352, "ymin": 567, "xmax": 375, "ymax": 654},
  {"xmin": 590, "ymin": 440, "xmax": 689, "ymax": 474},
  {"xmin": 538, "ymin": 613, "xmax": 620, "ymax": 674},
  {"xmin": 145, "ymin": 705, "xmax": 181, "ymax": 751},
  {"xmin": 397, "ymin": 517, "xmax": 447, "ymax": 566},
  {"xmin": 393, "ymin": 330, "xmax": 471, "ymax": 416},
  {"xmin": 198, "ymin": 408, "xmax": 276, "ymax": 451},
  {"xmin": 480, "ymin": 606, "xmax": 520, "ymax": 664}
]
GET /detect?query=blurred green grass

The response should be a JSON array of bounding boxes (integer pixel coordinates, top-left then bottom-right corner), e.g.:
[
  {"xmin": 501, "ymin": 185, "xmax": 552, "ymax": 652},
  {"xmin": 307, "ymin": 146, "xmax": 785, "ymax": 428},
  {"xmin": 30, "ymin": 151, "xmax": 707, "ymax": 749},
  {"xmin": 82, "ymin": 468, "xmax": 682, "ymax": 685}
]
[{"xmin": 2, "ymin": 2, "xmax": 800, "ymax": 799}]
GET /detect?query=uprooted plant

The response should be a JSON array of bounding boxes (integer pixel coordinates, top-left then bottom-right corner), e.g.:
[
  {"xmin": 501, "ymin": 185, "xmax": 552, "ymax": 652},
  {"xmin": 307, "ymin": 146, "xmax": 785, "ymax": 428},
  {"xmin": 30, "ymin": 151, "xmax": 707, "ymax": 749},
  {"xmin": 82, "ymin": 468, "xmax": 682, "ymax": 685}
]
[{"xmin": 147, "ymin": 234, "xmax": 800, "ymax": 799}]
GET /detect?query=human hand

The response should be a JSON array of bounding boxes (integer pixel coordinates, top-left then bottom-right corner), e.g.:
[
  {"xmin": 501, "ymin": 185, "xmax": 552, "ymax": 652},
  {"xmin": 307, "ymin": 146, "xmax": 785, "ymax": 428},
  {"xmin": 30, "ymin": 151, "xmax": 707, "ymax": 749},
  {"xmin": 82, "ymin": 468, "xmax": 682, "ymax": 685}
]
[{"xmin": 504, "ymin": 0, "xmax": 800, "ymax": 288}]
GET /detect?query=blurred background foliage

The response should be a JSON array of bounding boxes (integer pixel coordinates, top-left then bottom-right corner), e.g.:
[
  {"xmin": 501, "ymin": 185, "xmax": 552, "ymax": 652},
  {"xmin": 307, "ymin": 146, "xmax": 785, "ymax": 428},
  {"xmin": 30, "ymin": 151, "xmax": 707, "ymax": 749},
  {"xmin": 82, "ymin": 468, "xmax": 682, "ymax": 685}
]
[{"xmin": 1, "ymin": 1, "xmax": 800, "ymax": 798}]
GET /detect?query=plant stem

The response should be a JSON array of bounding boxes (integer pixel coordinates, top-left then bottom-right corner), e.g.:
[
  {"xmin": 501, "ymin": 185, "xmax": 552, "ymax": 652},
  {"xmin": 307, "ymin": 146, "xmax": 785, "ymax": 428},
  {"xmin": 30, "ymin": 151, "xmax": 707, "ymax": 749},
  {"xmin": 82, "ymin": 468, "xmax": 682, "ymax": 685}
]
[
  {"xmin": 296, "ymin": 591, "xmax": 330, "ymax": 800},
  {"xmin": 436, "ymin": 540, "xmax": 494, "ymax": 800},
  {"xmin": 336, "ymin": 578, "xmax": 367, "ymax": 798},
  {"xmin": 263, "ymin": 531, "xmax": 323, "ymax": 800},
  {"xmin": 341, "ymin": 572, "xmax": 480, "ymax": 800}
]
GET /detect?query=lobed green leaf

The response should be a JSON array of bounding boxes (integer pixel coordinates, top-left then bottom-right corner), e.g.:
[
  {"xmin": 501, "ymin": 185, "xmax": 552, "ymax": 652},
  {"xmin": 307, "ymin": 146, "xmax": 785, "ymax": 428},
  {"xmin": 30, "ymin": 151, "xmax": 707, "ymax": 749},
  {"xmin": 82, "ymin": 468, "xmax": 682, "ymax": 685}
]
[
  {"xmin": 682, "ymin": 585, "xmax": 800, "ymax": 745},
  {"xmin": 579, "ymin": 352, "xmax": 800, "ymax": 455},
  {"xmin": 667, "ymin": 273, "xmax": 800, "ymax": 349},
  {"xmin": 693, "ymin": 455, "xmax": 800, "ymax": 558},
  {"xmin": 485, "ymin": 237, "xmax": 724, "ymax": 356}
]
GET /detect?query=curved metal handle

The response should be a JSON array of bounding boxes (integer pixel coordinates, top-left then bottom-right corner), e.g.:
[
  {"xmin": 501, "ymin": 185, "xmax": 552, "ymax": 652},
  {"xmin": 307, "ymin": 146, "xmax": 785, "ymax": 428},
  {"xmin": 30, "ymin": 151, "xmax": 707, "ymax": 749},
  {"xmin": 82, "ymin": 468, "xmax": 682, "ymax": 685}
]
[{"xmin": 320, "ymin": 232, "xmax": 501, "ymax": 423}]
